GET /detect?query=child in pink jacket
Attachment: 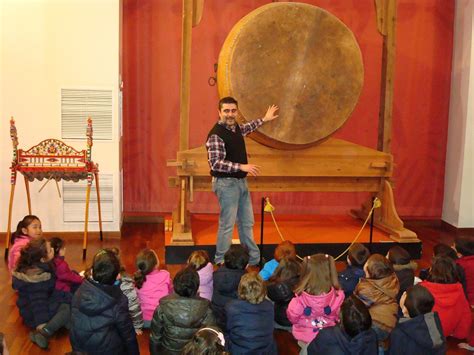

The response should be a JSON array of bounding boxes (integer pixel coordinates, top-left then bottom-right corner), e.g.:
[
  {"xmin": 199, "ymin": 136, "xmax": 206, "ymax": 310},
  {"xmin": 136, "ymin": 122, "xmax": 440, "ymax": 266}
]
[
  {"xmin": 134, "ymin": 248, "xmax": 172, "ymax": 327},
  {"xmin": 50, "ymin": 237, "xmax": 83, "ymax": 293},
  {"xmin": 187, "ymin": 250, "xmax": 213, "ymax": 301},
  {"xmin": 8, "ymin": 215, "xmax": 42, "ymax": 273},
  {"xmin": 287, "ymin": 254, "xmax": 345, "ymax": 352}
]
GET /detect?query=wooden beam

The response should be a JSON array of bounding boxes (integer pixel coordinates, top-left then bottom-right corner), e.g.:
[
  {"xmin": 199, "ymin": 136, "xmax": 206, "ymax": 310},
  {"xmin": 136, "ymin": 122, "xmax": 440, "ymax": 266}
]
[
  {"xmin": 375, "ymin": 0, "xmax": 397, "ymax": 153},
  {"xmin": 179, "ymin": 0, "xmax": 194, "ymax": 151}
]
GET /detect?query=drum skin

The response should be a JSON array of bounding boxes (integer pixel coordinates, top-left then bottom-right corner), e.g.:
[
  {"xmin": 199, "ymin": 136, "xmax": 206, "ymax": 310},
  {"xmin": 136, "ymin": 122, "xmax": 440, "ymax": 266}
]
[{"xmin": 217, "ymin": 2, "xmax": 364, "ymax": 150}]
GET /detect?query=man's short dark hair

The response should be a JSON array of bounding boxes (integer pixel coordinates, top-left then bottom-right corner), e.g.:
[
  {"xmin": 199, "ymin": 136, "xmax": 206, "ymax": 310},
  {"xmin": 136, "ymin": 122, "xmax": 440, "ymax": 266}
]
[
  {"xmin": 404, "ymin": 285, "xmax": 435, "ymax": 317},
  {"xmin": 92, "ymin": 249, "xmax": 120, "ymax": 285},
  {"xmin": 224, "ymin": 244, "xmax": 249, "ymax": 270},
  {"xmin": 341, "ymin": 295, "xmax": 372, "ymax": 338},
  {"xmin": 218, "ymin": 96, "xmax": 238, "ymax": 110},
  {"xmin": 174, "ymin": 267, "xmax": 200, "ymax": 297}
]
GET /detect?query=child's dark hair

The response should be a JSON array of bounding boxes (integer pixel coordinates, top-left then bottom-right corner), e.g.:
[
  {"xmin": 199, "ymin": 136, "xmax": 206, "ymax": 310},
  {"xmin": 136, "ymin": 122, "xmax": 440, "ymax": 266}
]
[
  {"xmin": 433, "ymin": 243, "xmax": 458, "ymax": 260},
  {"xmin": 11, "ymin": 215, "xmax": 41, "ymax": 244},
  {"xmin": 454, "ymin": 235, "xmax": 474, "ymax": 257},
  {"xmin": 341, "ymin": 295, "xmax": 372, "ymax": 338},
  {"xmin": 268, "ymin": 258, "xmax": 301, "ymax": 283},
  {"xmin": 15, "ymin": 237, "xmax": 49, "ymax": 273},
  {"xmin": 187, "ymin": 250, "xmax": 210, "ymax": 271},
  {"xmin": 403, "ymin": 285, "xmax": 434, "ymax": 318},
  {"xmin": 387, "ymin": 245, "xmax": 411, "ymax": 265},
  {"xmin": 427, "ymin": 256, "xmax": 459, "ymax": 284},
  {"xmin": 365, "ymin": 254, "xmax": 394, "ymax": 280},
  {"xmin": 274, "ymin": 241, "xmax": 296, "ymax": 262},
  {"xmin": 50, "ymin": 237, "xmax": 65, "ymax": 257},
  {"xmin": 182, "ymin": 326, "xmax": 228, "ymax": 355},
  {"xmin": 347, "ymin": 243, "xmax": 370, "ymax": 267},
  {"xmin": 109, "ymin": 247, "xmax": 126, "ymax": 273},
  {"xmin": 92, "ymin": 249, "xmax": 120, "ymax": 285},
  {"xmin": 134, "ymin": 248, "xmax": 158, "ymax": 289},
  {"xmin": 174, "ymin": 267, "xmax": 200, "ymax": 297},
  {"xmin": 224, "ymin": 245, "xmax": 249, "ymax": 270}
]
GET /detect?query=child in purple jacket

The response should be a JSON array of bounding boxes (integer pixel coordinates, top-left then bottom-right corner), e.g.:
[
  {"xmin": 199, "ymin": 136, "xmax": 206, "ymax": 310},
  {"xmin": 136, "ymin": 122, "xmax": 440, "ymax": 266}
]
[
  {"xmin": 188, "ymin": 250, "xmax": 213, "ymax": 301},
  {"xmin": 50, "ymin": 237, "xmax": 83, "ymax": 294}
]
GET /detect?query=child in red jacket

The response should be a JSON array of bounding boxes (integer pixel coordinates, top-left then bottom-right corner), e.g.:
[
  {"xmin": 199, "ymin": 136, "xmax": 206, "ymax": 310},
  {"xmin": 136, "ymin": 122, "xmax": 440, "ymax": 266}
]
[
  {"xmin": 454, "ymin": 235, "xmax": 474, "ymax": 351},
  {"xmin": 420, "ymin": 256, "xmax": 471, "ymax": 340},
  {"xmin": 50, "ymin": 237, "xmax": 83, "ymax": 294}
]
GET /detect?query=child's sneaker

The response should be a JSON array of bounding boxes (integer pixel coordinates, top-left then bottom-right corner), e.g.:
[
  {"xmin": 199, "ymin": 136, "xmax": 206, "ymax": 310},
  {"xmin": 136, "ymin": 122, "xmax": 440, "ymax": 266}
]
[{"xmin": 29, "ymin": 330, "xmax": 49, "ymax": 349}]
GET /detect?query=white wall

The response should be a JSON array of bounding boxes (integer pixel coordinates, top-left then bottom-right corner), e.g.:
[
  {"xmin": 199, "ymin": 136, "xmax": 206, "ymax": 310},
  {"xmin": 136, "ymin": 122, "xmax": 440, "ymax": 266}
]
[
  {"xmin": 443, "ymin": 0, "xmax": 474, "ymax": 228},
  {"xmin": 0, "ymin": 0, "xmax": 121, "ymax": 232}
]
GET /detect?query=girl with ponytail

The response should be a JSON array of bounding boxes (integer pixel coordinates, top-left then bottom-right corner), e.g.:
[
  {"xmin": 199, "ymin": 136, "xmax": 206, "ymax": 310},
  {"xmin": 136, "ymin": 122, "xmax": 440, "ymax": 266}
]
[{"xmin": 134, "ymin": 248, "xmax": 172, "ymax": 328}]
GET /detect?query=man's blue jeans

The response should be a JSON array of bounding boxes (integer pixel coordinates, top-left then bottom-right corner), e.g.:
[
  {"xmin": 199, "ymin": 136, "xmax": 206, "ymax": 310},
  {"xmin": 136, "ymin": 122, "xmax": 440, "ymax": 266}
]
[{"xmin": 212, "ymin": 177, "xmax": 260, "ymax": 265}]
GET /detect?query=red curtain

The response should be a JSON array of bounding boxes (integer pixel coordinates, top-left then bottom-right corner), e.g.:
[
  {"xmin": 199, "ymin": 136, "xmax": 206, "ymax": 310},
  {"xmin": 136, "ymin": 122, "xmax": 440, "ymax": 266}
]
[{"xmin": 122, "ymin": 0, "xmax": 454, "ymax": 217}]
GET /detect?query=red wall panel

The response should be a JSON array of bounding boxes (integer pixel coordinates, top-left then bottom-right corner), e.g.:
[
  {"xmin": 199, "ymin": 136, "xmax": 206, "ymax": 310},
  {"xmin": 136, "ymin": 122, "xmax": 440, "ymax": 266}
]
[{"xmin": 122, "ymin": 0, "xmax": 454, "ymax": 217}]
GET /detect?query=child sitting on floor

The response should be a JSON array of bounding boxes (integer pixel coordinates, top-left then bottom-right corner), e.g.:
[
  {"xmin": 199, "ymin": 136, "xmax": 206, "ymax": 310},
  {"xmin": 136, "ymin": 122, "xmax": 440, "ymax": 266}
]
[
  {"xmin": 110, "ymin": 247, "xmax": 144, "ymax": 335},
  {"xmin": 354, "ymin": 254, "xmax": 400, "ymax": 352},
  {"xmin": 70, "ymin": 249, "xmax": 139, "ymax": 354},
  {"xmin": 287, "ymin": 253, "xmax": 345, "ymax": 355},
  {"xmin": 50, "ymin": 237, "xmax": 83, "ymax": 297},
  {"xmin": 308, "ymin": 295, "xmax": 378, "ymax": 355},
  {"xmin": 259, "ymin": 240, "xmax": 297, "ymax": 281},
  {"xmin": 150, "ymin": 267, "xmax": 215, "ymax": 355},
  {"xmin": 8, "ymin": 215, "xmax": 43, "ymax": 273},
  {"xmin": 338, "ymin": 243, "xmax": 370, "ymax": 297},
  {"xmin": 12, "ymin": 238, "xmax": 71, "ymax": 349},
  {"xmin": 389, "ymin": 284, "xmax": 445, "ymax": 355},
  {"xmin": 387, "ymin": 245, "xmax": 417, "ymax": 302},
  {"xmin": 187, "ymin": 250, "xmax": 214, "ymax": 301},
  {"xmin": 226, "ymin": 272, "xmax": 277, "ymax": 354},
  {"xmin": 211, "ymin": 244, "xmax": 249, "ymax": 330},
  {"xmin": 134, "ymin": 248, "xmax": 172, "ymax": 328},
  {"xmin": 266, "ymin": 257, "xmax": 302, "ymax": 330},
  {"xmin": 420, "ymin": 256, "xmax": 470, "ymax": 340}
]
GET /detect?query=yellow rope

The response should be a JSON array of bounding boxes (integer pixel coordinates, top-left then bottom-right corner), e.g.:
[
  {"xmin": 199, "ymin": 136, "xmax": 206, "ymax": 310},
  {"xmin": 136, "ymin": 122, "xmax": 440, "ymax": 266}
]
[{"xmin": 266, "ymin": 198, "xmax": 380, "ymax": 261}]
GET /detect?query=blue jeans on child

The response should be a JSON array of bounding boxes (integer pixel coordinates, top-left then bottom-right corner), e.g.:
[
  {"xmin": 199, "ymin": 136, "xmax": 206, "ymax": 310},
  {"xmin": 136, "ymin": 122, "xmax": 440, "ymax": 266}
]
[{"xmin": 212, "ymin": 177, "xmax": 260, "ymax": 265}]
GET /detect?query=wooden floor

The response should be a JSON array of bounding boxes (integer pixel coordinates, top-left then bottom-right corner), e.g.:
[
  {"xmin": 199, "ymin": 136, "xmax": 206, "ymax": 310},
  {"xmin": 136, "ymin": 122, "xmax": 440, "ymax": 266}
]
[{"xmin": 0, "ymin": 221, "xmax": 472, "ymax": 354}]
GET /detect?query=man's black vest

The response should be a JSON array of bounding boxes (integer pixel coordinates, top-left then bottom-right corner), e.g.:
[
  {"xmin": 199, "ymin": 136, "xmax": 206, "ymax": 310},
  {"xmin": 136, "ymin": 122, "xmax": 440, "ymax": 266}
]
[{"xmin": 207, "ymin": 123, "xmax": 248, "ymax": 178}]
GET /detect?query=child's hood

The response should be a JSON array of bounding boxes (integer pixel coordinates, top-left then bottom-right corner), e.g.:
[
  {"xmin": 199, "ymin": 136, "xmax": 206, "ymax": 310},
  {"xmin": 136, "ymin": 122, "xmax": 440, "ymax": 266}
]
[
  {"xmin": 396, "ymin": 313, "xmax": 445, "ymax": 350},
  {"xmin": 299, "ymin": 287, "xmax": 345, "ymax": 314},
  {"xmin": 423, "ymin": 281, "xmax": 466, "ymax": 307}
]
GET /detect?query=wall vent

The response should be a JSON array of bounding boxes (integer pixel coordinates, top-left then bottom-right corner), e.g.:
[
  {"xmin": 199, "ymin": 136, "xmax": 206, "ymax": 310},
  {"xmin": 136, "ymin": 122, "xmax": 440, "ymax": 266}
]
[
  {"xmin": 63, "ymin": 174, "xmax": 114, "ymax": 223},
  {"xmin": 61, "ymin": 88, "xmax": 113, "ymax": 140}
]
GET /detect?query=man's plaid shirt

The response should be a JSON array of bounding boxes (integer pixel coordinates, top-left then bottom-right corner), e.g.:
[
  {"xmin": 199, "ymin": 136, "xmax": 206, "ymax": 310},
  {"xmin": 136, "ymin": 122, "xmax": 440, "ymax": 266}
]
[{"xmin": 206, "ymin": 119, "xmax": 263, "ymax": 173}]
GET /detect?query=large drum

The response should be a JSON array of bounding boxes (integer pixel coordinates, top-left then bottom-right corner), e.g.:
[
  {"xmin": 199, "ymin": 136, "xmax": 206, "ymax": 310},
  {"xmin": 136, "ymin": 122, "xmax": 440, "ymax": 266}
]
[{"xmin": 217, "ymin": 2, "xmax": 364, "ymax": 150}]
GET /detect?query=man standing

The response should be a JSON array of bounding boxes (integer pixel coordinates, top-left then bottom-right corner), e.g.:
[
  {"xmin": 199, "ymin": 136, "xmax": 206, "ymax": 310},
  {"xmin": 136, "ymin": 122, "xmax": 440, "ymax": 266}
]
[{"xmin": 206, "ymin": 96, "xmax": 279, "ymax": 265}]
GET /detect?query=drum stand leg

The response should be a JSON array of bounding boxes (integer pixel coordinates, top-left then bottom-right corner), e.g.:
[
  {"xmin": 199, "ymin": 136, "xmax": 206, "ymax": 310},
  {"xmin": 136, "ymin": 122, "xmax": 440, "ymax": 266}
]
[
  {"xmin": 5, "ymin": 182, "xmax": 16, "ymax": 259},
  {"xmin": 94, "ymin": 172, "xmax": 104, "ymax": 241},
  {"xmin": 24, "ymin": 176, "xmax": 32, "ymax": 215},
  {"xmin": 83, "ymin": 184, "xmax": 92, "ymax": 260}
]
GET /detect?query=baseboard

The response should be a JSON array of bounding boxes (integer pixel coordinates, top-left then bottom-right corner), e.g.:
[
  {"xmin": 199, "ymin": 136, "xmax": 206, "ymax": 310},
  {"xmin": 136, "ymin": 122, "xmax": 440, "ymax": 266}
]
[
  {"xmin": 440, "ymin": 220, "xmax": 474, "ymax": 235},
  {"xmin": 122, "ymin": 215, "xmax": 164, "ymax": 223}
]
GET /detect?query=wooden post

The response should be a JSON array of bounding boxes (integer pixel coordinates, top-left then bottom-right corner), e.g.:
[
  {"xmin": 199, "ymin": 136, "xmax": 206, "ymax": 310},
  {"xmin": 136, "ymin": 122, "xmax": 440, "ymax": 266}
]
[
  {"xmin": 24, "ymin": 175, "xmax": 32, "ymax": 215},
  {"xmin": 179, "ymin": 0, "xmax": 194, "ymax": 152},
  {"xmin": 375, "ymin": 0, "xmax": 397, "ymax": 153},
  {"xmin": 94, "ymin": 172, "xmax": 104, "ymax": 241},
  {"xmin": 83, "ymin": 183, "xmax": 92, "ymax": 260},
  {"xmin": 4, "ymin": 183, "xmax": 16, "ymax": 258}
]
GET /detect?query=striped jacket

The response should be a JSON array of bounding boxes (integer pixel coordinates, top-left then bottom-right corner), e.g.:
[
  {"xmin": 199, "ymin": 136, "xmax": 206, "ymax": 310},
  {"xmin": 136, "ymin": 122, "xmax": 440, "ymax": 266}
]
[{"xmin": 120, "ymin": 273, "xmax": 144, "ymax": 331}]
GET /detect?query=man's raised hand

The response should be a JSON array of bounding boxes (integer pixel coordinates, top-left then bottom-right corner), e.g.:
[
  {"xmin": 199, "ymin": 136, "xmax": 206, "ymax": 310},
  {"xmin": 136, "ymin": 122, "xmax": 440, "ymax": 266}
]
[
  {"xmin": 240, "ymin": 164, "xmax": 260, "ymax": 176},
  {"xmin": 263, "ymin": 105, "xmax": 279, "ymax": 122}
]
